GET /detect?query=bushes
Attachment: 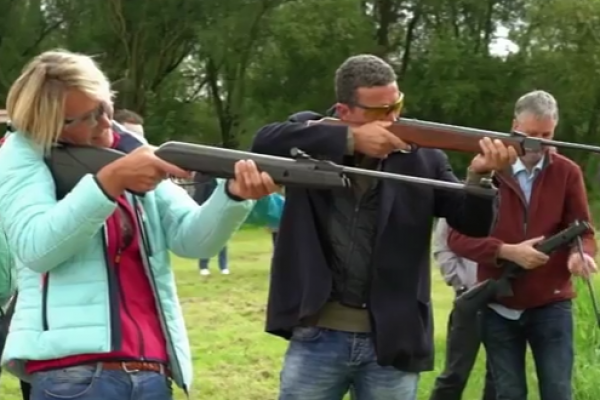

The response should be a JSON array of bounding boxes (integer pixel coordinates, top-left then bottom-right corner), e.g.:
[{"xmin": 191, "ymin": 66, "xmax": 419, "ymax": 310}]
[{"xmin": 573, "ymin": 278, "xmax": 600, "ymax": 399}]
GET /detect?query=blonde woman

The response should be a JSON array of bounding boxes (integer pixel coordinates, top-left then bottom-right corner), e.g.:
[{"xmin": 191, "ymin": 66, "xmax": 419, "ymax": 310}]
[{"xmin": 0, "ymin": 49, "xmax": 277, "ymax": 400}]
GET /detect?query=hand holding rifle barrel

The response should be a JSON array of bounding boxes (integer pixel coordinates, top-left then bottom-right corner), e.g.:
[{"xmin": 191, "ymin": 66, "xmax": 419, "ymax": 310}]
[
  {"xmin": 320, "ymin": 117, "xmax": 518, "ymax": 176},
  {"xmin": 318, "ymin": 116, "xmax": 600, "ymax": 160}
]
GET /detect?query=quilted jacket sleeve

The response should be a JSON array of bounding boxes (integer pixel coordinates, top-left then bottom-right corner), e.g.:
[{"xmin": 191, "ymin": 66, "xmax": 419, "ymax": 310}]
[
  {"xmin": 153, "ymin": 178, "xmax": 255, "ymax": 259},
  {"xmin": 245, "ymin": 193, "xmax": 285, "ymax": 228},
  {"xmin": 0, "ymin": 133, "xmax": 117, "ymax": 273}
]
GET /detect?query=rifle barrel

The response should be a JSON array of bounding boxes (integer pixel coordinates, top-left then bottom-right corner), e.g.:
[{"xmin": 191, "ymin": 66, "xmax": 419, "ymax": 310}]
[
  {"xmin": 539, "ymin": 138, "xmax": 600, "ymax": 153},
  {"xmin": 342, "ymin": 165, "xmax": 476, "ymax": 192}
]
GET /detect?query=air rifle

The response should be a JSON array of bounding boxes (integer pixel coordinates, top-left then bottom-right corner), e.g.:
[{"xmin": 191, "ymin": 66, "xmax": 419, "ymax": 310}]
[
  {"xmin": 316, "ymin": 117, "xmax": 600, "ymax": 156},
  {"xmin": 453, "ymin": 220, "xmax": 591, "ymax": 316},
  {"xmin": 45, "ymin": 141, "xmax": 497, "ymax": 200}
]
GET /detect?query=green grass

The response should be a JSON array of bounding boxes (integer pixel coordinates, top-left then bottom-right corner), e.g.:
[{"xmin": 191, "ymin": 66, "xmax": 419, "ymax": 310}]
[{"xmin": 1, "ymin": 229, "xmax": 600, "ymax": 399}]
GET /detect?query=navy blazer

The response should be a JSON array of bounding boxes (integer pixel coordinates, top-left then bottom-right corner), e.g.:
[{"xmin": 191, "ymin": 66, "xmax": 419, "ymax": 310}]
[{"xmin": 250, "ymin": 111, "xmax": 497, "ymax": 372}]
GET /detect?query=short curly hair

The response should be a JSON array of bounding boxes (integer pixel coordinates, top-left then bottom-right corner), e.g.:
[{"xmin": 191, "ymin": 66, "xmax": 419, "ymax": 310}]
[
  {"xmin": 514, "ymin": 90, "xmax": 559, "ymax": 122},
  {"xmin": 335, "ymin": 54, "xmax": 397, "ymax": 105}
]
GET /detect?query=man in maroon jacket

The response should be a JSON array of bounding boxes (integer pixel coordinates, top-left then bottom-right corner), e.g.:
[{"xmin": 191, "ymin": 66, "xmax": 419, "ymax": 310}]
[{"xmin": 447, "ymin": 90, "xmax": 597, "ymax": 400}]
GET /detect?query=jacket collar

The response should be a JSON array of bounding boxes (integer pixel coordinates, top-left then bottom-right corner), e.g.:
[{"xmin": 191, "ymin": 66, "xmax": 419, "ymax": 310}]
[{"xmin": 499, "ymin": 150, "xmax": 554, "ymax": 180}]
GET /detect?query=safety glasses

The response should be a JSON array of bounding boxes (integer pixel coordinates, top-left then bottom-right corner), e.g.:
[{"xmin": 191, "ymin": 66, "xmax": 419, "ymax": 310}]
[
  {"xmin": 353, "ymin": 92, "xmax": 404, "ymax": 120},
  {"xmin": 64, "ymin": 102, "xmax": 109, "ymax": 129}
]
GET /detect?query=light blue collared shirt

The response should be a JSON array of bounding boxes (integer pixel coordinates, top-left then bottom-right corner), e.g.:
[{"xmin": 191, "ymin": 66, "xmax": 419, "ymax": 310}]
[
  {"xmin": 489, "ymin": 156, "xmax": 545, "ymax": 320},
  {"xmin": 512, "ymin": 157, "xmax": 545, "ymax": 203}
]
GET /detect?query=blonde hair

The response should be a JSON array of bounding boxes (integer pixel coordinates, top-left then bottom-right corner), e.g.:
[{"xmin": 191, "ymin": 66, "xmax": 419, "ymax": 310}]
[{"xmin": 6, "ymin": 49, "xmax": 113, "ymax": 149}]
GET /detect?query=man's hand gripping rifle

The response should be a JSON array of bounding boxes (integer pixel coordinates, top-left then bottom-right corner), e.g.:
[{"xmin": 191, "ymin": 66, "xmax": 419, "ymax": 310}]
[
  {"xmin": 318, "ymin": 118, "xmax": 600, "ymax": 156},
  {"xmin": 45, "ymin": 141, "xmax": 497, "ymax": 199},
  {"xmin": 453, "ymin": 220, "xmax": 591, "ymax": 316}
]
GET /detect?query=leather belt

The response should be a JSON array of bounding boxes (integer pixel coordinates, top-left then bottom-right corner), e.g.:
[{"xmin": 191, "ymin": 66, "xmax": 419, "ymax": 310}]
[{"xmin": 99, "ymin": 361, "xmax": 170, "ymax": 377}]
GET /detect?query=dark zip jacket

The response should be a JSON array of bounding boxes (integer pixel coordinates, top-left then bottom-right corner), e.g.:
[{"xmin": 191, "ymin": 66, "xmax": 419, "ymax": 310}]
[{"xmin": 250, "ymin": 110, "xmax": 498, "ymax": 372}]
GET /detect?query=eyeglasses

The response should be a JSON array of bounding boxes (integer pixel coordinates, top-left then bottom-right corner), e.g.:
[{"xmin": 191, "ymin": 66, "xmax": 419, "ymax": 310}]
[
  {"xmin": 353, "ymin": 92, "xmax": 404, "ymax": 120},
  {"xmin": 64, "ymin": 102, "xmax": 108, "ymax": 128}
]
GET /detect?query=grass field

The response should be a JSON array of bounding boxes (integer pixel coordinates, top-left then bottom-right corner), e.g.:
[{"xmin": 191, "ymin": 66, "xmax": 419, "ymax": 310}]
[{"xmin": 1, "ymin": 228, "xmax": 600, "ymax": 399}]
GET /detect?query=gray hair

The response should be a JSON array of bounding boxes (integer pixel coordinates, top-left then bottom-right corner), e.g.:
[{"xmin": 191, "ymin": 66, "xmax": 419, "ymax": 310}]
[
  {"xmin": 335, "ymin": 54, "xmax": 397, "ymax": 105},
  {"xmin": 514, "ymin": 90, "xmax": 559, "ymax": 122}
]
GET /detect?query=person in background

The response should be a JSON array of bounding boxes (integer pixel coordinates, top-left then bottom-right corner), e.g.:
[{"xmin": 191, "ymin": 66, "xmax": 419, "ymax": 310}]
[
  {"xmin": 448, "ymin": 90, "xmax": 597, "ymax": 400},
  {"xmin": 113, "ymin": 109, "xmax": 147, "ymax": 144},
  {"xmin": 0, "ymin": 49, "xmax": 277, "ymax": 400},
  {"xmin": 429, "ymin": 218, "xmax": 495, "ymax": 400},
  {"xmin": 242, "ymin": 187, "xmax": 285, "ymax": 247},
  {"xmin": 266, "ymin": 189, "xmax": 285, "ymax": 248},
  {"xmin": 193, "ymin": 172, "xmax": 230, "ymax": 275}
]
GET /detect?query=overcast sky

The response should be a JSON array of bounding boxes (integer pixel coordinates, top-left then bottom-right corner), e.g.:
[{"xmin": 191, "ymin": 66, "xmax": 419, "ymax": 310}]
[{"xmin": 489, "ymin": 26, "xmax": 519, "ymax": 57}]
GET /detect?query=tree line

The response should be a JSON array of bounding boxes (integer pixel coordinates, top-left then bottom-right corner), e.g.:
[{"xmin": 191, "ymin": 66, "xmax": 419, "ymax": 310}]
[{"xmin": 2, "ymin": 0, "xmax": 600, "ymax": 195}]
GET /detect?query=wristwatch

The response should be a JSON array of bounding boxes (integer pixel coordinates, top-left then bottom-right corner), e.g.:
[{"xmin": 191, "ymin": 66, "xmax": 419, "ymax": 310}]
[
  {"xmin": 465, "ymin": 168, "xmax": 495, "ymax": 187},
  {"xmin": 455, "ymin": 286, "xmax": 468, "ymax": 296}
]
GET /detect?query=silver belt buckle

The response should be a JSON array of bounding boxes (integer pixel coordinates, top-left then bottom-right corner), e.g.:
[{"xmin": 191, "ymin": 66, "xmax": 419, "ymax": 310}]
[{"xmin": 121, "ymin": 362, "xmax": 140, "ymax": 374}]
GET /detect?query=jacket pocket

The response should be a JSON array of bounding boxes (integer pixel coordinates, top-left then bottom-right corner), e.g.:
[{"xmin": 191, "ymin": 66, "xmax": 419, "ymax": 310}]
[
  {"xmin": 291, "ymin": 326, "xmax": 323, "ymax": 342},
  {"xmin": 133, "ymin": 199, "xmax": 155, "ymax": 257}
]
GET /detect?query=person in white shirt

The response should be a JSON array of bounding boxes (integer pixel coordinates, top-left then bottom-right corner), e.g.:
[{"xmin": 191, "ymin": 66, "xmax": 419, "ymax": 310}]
[{"xmin": 429, "ymin": 218, "xmax": 496, "ymax": 400}]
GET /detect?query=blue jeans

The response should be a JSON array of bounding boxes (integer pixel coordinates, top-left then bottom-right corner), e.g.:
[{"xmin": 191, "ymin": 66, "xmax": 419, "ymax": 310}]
[
  {"xmin": 199, "ymin": 246, "xmax": 228, "ymax": 271},
  {"xmin": 482, "ymin": 300, "xmax": 574, "ymax": 400},
  {"xmin": 279, "ymin": 327, "xmax": 419, "ymax": 400},
  {"xmin": 30, "ymin": 364, "xmax": 172, "ymax": 400}
]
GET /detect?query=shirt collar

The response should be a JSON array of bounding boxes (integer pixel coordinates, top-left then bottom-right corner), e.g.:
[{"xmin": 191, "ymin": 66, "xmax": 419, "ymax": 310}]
[{"xmin": 512, "ymin": 156, "xmax": 545, "ymax": 176}]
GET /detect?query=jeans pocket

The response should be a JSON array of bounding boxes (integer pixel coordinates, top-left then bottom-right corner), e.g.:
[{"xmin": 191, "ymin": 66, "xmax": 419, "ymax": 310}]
[
  {"xmin": 35, "ymin": 366, "xmax": 97, "ymax": 399},
  {"xmin": 291, "ymin": 326, "xmax": 323, "ymax": 342},
  {"xmin": 551, "ymin": 299, "xmax": 573, "ymax": 311}
]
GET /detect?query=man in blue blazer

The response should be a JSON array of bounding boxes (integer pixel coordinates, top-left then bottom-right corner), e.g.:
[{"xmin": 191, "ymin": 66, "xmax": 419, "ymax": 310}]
[{"xmin": 250, "ymin": 54, "xmax": 518, "ymax": 400}]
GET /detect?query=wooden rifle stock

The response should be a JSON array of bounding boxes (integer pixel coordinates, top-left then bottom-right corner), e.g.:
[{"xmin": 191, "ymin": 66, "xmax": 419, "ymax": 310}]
[{"xmin": 316, "ymin": 117, "xmax": 600, "ymax": 156}]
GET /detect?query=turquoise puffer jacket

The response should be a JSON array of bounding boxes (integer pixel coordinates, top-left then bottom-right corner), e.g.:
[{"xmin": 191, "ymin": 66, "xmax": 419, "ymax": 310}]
[
  {"xmin": 245, "ymin": 192, "xmax": 285, "ymax": 229},
  {"xmin": 0, "ymin": 132, "xmax": 254, "ymax": 391},
  {"xmin": 0, "ymin": 229, "xmax": 14, "ymax": 308}
]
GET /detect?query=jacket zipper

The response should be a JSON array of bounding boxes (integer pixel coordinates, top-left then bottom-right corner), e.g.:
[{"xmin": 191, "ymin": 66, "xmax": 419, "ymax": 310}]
[
  {"xmin": 361, "ymin": 160, "xmax": 383, "ymax": 311},
  {"xmin": 364, "ymin": 161, "xmax": 384, "ymax": 318},
  {"xmin": 102, "ymin": 227, "xmax": 123, "ymax": 350},
  {"xmin": 499, "ymin": 168, "xmax": 545, "ymax": 243},
  {"xmin": 136, "ymin": 202, "xmax": 153, "ymax": 257},
  {"xmin": 132, "ymin": 197, "xmax": 187, "ymax": 392},
  {"xmin": 41, "ymin": 226, "xmax": 122, "ymax": 352},
  {"xmin": 41, "ymin": 275, "xmax": 49, "ymax": 330},
  {"xmin": 340, "ymin": 200, "xmax": 362, "ymax": 306},
  {"xmin": 340, "ymin": 157, "xmax": 377, "ymax": 308}
]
